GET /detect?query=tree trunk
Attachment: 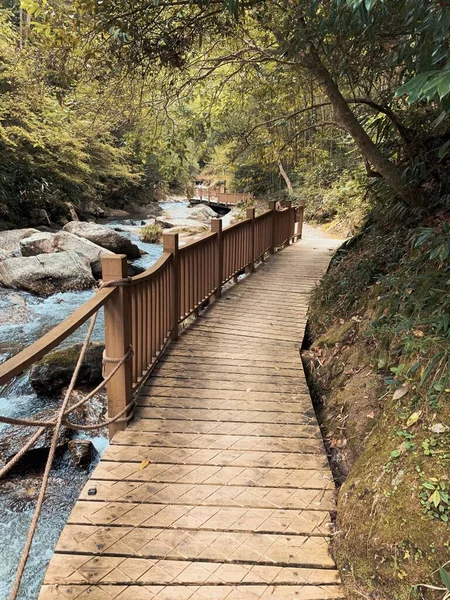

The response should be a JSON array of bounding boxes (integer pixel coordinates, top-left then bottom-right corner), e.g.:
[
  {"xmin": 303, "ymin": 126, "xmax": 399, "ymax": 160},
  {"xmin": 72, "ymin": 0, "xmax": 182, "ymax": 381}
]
[
  {"xmin": 278, "ymin": 160, "xmax": 293, "ymax": 193},
  {"xmin": 297, "ymin": 25, "xmax": 417, "ymax": 206}
]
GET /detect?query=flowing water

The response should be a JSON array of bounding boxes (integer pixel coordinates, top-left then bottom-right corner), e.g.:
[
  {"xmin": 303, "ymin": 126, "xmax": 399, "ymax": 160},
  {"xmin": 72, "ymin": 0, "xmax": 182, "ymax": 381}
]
[{"xmin": 0, "ymin": 200, "xmax": 226, "ymax": 599}]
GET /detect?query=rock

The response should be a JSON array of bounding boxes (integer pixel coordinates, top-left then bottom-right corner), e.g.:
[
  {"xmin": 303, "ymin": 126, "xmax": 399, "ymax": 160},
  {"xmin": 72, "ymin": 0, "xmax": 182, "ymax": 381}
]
[
  {"xmin": 0, "ymin": 249, "xmax": 12, "ymax": 261},
  {"xmin": 54, "ymin": 232, "xmax": 113, "ymax": 277},
  {"xmin": 189, "ymin": 203, "xmax": 219, "ymax": 221},
  {"xmin": 84, "ymin": 201, "xmax": 105, "ymax": 218},
  {"xmin": 29, "ymin": 342, "xmax": 105, "ymax": 394},
  {"xmin": 0, "ymin": 251, "xmax": 95, "ymax": 296},
  {"xmin": 19, "ymin": 232, "xmax": 55, "ymax": 256},
  {"xmin": 18, "ymin": 230, "xmax": 112, "ymax": 277},
  {"xmin": 103, "ymin": 207, "xmax": 130, "ymax": 218},
  {"xmin": 30, "ymin": 208, "xmax": 51, "ymax": 226},
  {"xmin": 68, "ymin": 440, "xmax": 97, "ymax": 466},
  {"xmin": 128, "ymin": 262, "xmax": 146, "ymax": 277},
  {"xmin": 0, "ymin": 228, "xmax": 39, "ymax": 253},
  {"xmin": 0, "ymin": 290, "xmax": 35, "ymax": 326},
  {"xmin": 0, "ymin": 408, "xmax": 71, "ymax": 466},
  {"xmin": 64, "ymin": 202, "xmax": 79, "ymax": 222},
  {"xmin": 155, "ymin": 217, "xmax": 174, "ymax": 229},
  {"xmin": 63, "ymin": 221, "xmax": 140, "ymax": 259}
]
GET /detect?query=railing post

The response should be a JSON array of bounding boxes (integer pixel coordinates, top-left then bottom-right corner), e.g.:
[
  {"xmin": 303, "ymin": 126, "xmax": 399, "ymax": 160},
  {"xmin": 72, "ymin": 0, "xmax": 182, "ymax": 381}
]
[
  {"xmin": 269, "ymin": 200, "xmax": 277, "ymax": 253},
  {"xmin": 102, "ymin": 254, "xmax": 133, "ymax": 439},
  {"xmin": 246, "ymin": 207, "xmax": 255, "ymax": 273},
  {"xmin": 163, "ymin": 232, "xmax": 180, "ymax": 341},
  {"xmin": 297, "ymin": 199, "xmax": 305, "ymax": 239},
  {"xmin": 211, "ymin": 218, "xmax": 223, "ymax": 298}
]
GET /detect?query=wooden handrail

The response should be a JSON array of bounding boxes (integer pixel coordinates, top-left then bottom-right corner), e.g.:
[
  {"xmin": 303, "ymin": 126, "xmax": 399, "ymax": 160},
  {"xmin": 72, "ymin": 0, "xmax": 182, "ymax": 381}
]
[
  {"xmin": 179, "ymin": 231, "xmax": 217, "ymax": 252},
  {"xmin": 128, "ymin": 252, "xmax": 172, "ymax": 284},
  {"xmin": 0, "ymin": 199, "xmax": 302, "ymax": 438},
  {"xmin": 0, "ymin": 287, "xmax": 116, "ymax": 385}
]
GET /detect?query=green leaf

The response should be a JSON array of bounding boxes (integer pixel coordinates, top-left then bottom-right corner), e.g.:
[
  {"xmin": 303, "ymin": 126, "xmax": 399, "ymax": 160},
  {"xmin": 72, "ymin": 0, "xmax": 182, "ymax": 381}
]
[
  {"xmin": 422, "ymin": 482, "xmax": 435, "ymax": 490},
  {"xmin": 438, "ymin": 140, "xmax": 450, "ymax": 160},
  {"xmin": 439, "ymin": 568, "xmax": 450, "ymax": 591},
  {"xmin": 429, "ymin": 489, "xmax": 441, "ymax": 508}
]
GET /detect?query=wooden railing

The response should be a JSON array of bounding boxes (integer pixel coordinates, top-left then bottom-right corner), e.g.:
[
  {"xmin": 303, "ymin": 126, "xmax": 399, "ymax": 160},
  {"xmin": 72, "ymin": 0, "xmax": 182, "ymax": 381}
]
[
  {"xmin": 194, "ymin": 186, "xmax": 253, "ymax": 206},
  {"xmin": 0, "ymin": 200, "xmax": 305, "ymax": 439}
]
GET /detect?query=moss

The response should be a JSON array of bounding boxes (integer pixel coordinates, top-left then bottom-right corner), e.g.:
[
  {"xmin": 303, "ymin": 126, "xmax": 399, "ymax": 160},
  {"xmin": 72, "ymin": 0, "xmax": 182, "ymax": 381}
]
[{"xmin": 313, "ymin": 320, "xmax": 356, "ymax": 348}]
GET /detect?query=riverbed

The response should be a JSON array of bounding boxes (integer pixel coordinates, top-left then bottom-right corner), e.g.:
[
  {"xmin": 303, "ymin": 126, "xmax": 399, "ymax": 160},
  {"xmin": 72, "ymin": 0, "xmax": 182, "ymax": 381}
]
[{"xmin": 0, "ymin": 200, "xmax": 228, "ymax": 599}]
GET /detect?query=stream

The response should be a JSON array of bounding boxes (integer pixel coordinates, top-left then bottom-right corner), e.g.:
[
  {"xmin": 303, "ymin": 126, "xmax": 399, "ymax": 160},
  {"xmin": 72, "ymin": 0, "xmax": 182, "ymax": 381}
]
[{"xmin": 0, "ymin": 200, "xmax": 230, "ymax": 599}]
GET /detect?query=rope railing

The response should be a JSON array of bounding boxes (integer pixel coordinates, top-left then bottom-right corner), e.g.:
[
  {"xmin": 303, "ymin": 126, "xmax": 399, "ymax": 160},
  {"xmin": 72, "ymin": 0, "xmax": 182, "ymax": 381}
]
[{"xmin": 0, "ymin": 198, "xmax": 305, "ymax": 599}]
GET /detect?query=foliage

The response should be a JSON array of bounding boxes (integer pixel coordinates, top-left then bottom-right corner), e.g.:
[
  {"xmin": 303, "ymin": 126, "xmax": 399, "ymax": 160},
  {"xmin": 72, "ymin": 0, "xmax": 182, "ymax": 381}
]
[{"xmin": 139, "ymin": 223, "xmax": 162, "ymax": 243}]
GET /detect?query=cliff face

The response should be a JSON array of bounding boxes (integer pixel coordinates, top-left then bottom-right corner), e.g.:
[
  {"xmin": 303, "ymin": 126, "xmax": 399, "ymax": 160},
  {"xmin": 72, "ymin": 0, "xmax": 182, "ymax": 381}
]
[{"xmin": 303, "ymin": 220, "xmax": 450, "ymax": 600}]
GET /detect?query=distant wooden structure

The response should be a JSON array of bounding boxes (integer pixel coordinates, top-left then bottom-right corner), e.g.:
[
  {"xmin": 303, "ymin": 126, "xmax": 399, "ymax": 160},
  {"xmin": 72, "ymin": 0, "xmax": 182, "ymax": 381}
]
[{"xmin": 193, "ymin": 186, "xmax": 254, "ymax": 207}]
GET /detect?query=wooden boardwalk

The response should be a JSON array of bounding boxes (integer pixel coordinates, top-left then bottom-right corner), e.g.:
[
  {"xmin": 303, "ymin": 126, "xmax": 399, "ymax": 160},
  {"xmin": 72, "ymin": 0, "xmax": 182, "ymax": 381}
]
[{"xmin": 39, "ymin": 232, "xmax": 344, "ymax": 600}]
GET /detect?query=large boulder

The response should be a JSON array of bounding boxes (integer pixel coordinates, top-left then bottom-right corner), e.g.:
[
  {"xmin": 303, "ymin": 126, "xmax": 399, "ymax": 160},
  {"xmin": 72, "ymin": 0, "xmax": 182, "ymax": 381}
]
[
  {"xmin": 63, "ymin": 221, "xmax": 141, "ymax": 259},
  {"xmin": 19, "ymin": 230, "xmax": 113, "ymax": 277},
  {"xmin": 0, "ymin": 228, "xmax": 39, "ymax": 254},
  {"xmin": 29, "ymin": 342, "xmax": 104, "ymax": 394},
  {"xmin": 54, "ymin": 232, "xmax": 113, "ymax": 277},
  {"xmin": 189, "ymin": 203, "xmax": 219, "ymax": 221},
  {"xmin": 0, "ymin": 251, "xmax": 95, "ymax": 296}
]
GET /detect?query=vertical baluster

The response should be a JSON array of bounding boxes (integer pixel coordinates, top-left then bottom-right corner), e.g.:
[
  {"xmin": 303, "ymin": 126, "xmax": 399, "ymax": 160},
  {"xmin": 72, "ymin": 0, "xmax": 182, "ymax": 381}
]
[
  {"xmin": 144, "ymin": 280, "xmax": 149, "ymax": 369},
  {"xmin": 136, "ymin": 285, "xmax": 142, "ymax": 379},
  {"xmin": 131, "ymin": 287, "xmax": 137, "ymax": 383},
  {"xmin": 150, "ymin": 279, "xmax": 155, "ymax": 362},
  {"xmin": 180, "ymin": 253, "xmax": 185, "ymax": 318},
  {"xmin": 189, "ymin": 249, "xmax": 194, "ymax": 314}
]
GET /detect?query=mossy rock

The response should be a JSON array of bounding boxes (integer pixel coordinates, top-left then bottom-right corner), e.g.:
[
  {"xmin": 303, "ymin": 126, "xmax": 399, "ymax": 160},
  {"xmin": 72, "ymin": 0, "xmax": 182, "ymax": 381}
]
[{"xmin": 29, "ymin": 342, "xmax": 104, "ymax": 395}]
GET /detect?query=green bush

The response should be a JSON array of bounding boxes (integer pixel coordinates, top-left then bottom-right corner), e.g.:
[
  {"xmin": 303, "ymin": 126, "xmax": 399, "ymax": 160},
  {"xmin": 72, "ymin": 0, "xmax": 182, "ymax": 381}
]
[{"xmin": 139, "ymin": 223, "xmax": 163, "ymax": 243}]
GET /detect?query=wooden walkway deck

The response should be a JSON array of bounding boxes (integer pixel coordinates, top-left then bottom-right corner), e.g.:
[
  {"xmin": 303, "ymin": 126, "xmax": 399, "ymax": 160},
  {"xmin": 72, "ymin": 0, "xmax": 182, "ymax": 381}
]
[{"xmin": 39, "ymin": 232, "xmax": 344, "ymax": 600}]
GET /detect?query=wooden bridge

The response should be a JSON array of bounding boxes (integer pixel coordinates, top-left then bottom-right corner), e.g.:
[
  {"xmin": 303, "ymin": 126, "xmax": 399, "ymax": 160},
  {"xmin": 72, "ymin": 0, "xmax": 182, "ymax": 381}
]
[
  {"xmin": 0, "ymin": 201, "xmax": 345, "ymax": 600},
  {"xmin": 192, "ymin": 186, "xmax": 253, "ymax": 207}
]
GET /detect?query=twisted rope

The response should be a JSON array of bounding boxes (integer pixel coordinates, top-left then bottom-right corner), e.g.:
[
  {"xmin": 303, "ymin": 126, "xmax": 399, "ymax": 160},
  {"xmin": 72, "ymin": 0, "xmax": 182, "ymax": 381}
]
[{"xmin": 3, "ymin": 275, "xmax": 135, "ymax": 600}]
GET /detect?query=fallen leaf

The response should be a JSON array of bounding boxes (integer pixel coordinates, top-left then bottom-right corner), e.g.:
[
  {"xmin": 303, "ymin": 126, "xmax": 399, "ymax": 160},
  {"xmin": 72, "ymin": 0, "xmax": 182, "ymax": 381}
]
[
  {"xmin": 139, "ymin": 460, "xmax": 150, "ymax": 470},
  {"xmin": 406, "ymin": 410, "xmax": 422, "ymax": 427},
  {"xmin": 431, "ymin": 423, "xmax": 447, "ymax": 434},
  {"xmin": 393, "ymin": 386, "xmax": 409, "ymax": 400},
  {"xmin": 429, "ymin": 489, "xmax": 442, "ymax": 508}
]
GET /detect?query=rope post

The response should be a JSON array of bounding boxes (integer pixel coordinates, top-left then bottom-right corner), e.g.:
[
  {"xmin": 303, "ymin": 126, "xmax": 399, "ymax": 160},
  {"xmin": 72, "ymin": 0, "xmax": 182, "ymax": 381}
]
[
  {"xmin": 163, "ymin": 232, "xmax": 180, "ymax": 341},
  {"xmin": 102, "ymin": 254, "xmax": 133, "ymax": 439},
  {"xmin": 211, "ymin": 218, "xmax": 223, "ymax": 299},
  {"xmin": 297, "ymin": 199, "xmax": 305, "ymax": 239},
  {"xmin": 269, "ymin": 200, "xmax": 277, "ymax": 254},
  {"xmin": 246, "ymin": 207, "xmax": 255, "ymax": 273}
]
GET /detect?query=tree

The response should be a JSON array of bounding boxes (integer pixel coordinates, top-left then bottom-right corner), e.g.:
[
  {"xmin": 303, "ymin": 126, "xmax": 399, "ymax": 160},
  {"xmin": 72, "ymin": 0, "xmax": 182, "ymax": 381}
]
[{"xmin": 66, "ymin": 0, "xmax": 450, "ymax": 208}]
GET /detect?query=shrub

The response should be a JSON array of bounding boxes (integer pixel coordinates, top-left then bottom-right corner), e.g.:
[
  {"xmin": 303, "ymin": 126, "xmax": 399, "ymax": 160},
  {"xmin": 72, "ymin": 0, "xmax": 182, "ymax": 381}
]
[{"xmin": 139, "ymin": 223, "xmax": 163, "ymax": 243}]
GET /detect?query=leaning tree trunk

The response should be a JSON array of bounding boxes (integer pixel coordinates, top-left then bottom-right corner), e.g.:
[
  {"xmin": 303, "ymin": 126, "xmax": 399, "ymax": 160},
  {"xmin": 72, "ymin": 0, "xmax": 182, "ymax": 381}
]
[
  {"xmin": 296, "ymin": 24, "xmax": 417, "ymax": 207},
  {"xmin": 278, "ymin": 160, "xmax": 294, "ymax": 193}
]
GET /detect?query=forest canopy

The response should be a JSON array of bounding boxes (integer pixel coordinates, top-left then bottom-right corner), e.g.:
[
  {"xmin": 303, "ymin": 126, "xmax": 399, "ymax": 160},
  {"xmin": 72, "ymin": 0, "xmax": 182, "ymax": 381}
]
[{"xmin": 1, "ymin": 0, "xmax": 450, "ymax": 229}]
